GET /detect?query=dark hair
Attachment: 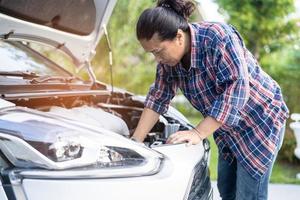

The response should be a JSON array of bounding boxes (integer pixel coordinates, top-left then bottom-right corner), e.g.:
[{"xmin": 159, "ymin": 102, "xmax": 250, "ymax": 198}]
[{"xmin": 136, "ymin": 0, "xmax": 195, "ymax": 41}]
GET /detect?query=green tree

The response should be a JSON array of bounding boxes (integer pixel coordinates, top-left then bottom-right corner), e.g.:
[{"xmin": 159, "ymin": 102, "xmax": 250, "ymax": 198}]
[
  {"xmin": 214, "ymin": 0, "xmax": 298, "ymax": 60},
  {"xmin": 92, "ymin": 0, "xmax": 157, "ymax": 94}
]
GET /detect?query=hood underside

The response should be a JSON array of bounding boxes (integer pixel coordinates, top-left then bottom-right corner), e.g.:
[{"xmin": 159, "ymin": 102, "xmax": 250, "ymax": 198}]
[{"xmin": 0, "ymin": 0, "xmax": 117, "ymax": 65}]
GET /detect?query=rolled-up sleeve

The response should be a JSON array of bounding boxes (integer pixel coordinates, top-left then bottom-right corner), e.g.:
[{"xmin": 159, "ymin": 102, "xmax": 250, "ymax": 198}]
[
  {"xmin": 144, "ymin": 64, "xmax": 178, "ymax": 114},
  {"xmin": 144, "ymin": 64, "xmax": 177, "ymax": 114},
  {"xmin": 207, "ymin": 32, "xmax": 250, "ymax": 127}
]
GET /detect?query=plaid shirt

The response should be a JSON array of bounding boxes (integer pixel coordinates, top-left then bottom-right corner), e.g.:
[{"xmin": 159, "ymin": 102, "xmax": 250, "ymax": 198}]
[{"xmin": 144, "ymin": 22, "xmax": 289, "ymax": 179}]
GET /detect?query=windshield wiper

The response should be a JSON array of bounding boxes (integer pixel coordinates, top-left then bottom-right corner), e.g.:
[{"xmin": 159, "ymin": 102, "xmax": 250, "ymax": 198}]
[
  {"xmin": 0, "ymin": 71, "xmax": 39, "ymax": 78},
  {"xmin": 30, "ymin": 75, "xmax": 82, "ymax": 84}
]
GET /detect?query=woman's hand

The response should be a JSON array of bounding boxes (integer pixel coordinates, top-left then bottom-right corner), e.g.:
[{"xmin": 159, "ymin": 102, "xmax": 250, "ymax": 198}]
[{"xmin": 166, "ymin": 130, "xmax": 203, "ymax": 146}]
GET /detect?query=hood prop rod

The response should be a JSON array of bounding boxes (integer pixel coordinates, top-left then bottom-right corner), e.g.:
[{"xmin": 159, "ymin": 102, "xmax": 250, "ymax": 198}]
[
  {"xmin": 84, "ymin": 59, "xmax": 97, "ymax": 89},
  {"xmin": 103, "ymin": 24, "xmax": 114, "ymax": 93}
]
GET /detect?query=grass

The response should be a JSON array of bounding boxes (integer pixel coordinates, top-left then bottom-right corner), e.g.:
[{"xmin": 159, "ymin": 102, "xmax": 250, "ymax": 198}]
[
  {"xmin": 270, "ymin": 160, "xmax": 300, "ymax": 184},
  {"xmin": 187, "ymin": 116, "xmax": 300, "ymax": 184},
  {"xmin": 207, "ymin": 135, "xmax": 218, "ymax": 180}
]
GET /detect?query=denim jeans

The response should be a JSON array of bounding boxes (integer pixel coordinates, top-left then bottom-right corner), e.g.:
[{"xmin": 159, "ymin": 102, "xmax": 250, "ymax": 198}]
[{"xmin": 217, "ymin": 125, "xmax": 285, "ymax": 200}]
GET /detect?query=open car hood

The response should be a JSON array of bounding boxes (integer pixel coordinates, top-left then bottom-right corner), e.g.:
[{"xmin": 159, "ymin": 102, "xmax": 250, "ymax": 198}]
[{"xmin": 0, "ymin": 0, "xmax": 117, "ymax": 66}]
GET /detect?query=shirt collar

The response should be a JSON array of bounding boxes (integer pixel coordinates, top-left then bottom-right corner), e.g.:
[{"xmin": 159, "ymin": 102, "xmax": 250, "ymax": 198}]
[{"xmin": 188, "ymin": 23, "xmax": 197, "ymax": 69}]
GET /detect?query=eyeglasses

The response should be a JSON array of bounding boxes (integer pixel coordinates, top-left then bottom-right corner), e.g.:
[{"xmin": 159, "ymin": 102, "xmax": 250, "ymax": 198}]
[{"xmin": 151, "ymin": 47, "xmax": 166, "ymax": 59}]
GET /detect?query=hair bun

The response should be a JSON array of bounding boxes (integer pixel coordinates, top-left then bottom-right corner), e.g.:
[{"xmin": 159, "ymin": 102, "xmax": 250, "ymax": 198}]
[{"xmin": 157, "ymin": 0, "xmax": 195, "ymax": 19}]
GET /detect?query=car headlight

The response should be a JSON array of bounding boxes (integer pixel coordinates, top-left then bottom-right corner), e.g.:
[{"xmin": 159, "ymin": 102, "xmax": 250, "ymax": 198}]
[
  {"xmin": 0, "ymin": 108, "xmax": 163, "ymax": 178},
  {"xmin": 48, "ymin": 135, "xmax": 83, "ymax": 162}
]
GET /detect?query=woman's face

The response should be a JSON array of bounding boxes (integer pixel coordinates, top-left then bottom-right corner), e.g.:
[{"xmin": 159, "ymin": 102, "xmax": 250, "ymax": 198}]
[{"xmin": 139, "ymin": 31, "xmax": 187, "ymax": 66}]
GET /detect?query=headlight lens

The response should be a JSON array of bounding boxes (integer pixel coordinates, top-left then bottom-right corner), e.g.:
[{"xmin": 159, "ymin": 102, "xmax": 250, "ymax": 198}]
[
  {"xmin": 48, "ymin": 136, "xmax": 83, "ymax": 162},
  {"xmin": 0, "ymin": 109, "xmax": 163, "ymax": 178},
  {"xmin": 97, "ymin": 146, "xmax": 144, "ymax": 167}
]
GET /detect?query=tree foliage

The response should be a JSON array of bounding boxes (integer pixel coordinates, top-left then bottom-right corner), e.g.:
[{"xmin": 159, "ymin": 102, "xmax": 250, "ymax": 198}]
[
  {"xmin": 215, "ymin": 0, "xmax": 299, "ymax": 59},
  {"xmin": 92, "ymin": 0, "xmax": 156, "ymax": 94}
]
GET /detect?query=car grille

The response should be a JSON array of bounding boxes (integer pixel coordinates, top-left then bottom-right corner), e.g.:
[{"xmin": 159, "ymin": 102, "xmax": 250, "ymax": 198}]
[
  {"xmin": 187, "ymin": 139, "xmax": 213, "ymax": 200},
  {"xmin": 187, "ymin": 159, "xmax": 212, "ymax": 200}
]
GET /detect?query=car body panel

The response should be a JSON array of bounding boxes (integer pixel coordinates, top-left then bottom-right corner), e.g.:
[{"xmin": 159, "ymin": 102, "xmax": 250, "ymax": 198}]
[{"xmin": 0, "ymin": 0, "xmax": 117, "ymax": 65}]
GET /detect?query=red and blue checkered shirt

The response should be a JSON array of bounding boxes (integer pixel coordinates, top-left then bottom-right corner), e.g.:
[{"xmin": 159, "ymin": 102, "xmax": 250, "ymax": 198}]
[{"xmin": 144, "ymin": 22, "xmax": 289, "ymax": 179}]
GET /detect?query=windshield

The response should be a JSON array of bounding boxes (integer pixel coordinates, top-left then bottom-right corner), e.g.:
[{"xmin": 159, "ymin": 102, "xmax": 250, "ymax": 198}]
[{"xmin": 0, "ymin": 41, "xmax": 72, "ymax": 77}]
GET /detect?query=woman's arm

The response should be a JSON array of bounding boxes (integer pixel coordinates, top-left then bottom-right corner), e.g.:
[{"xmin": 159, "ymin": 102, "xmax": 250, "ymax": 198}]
[
  {"xmin": 133, "ymin": 64, "xmax": 177, "ymax": 142},
  {"xmin": 167, "ymin": 116, "xmax": 222, "ymax": 145},
  {"xmin": 131, "ymin": 108, "xmax": 160, "ymax": 142}
]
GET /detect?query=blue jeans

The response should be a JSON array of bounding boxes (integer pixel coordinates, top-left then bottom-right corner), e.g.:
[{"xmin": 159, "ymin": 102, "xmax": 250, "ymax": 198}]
[{"xmin": 217, "ymin": 126, "xmax": 285, "ymax": 200}]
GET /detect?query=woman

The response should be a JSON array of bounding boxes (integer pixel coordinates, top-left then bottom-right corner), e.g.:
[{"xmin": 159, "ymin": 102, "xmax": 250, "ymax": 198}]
[{"xmin": 132, "ymin": 0, "xmax": 289, "ymax": 199}]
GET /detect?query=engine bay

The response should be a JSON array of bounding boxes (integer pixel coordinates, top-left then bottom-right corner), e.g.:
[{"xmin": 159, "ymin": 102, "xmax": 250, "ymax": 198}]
[{"xmin": 6, "ymin": 91, "xmax": 190, "ymax": 147}]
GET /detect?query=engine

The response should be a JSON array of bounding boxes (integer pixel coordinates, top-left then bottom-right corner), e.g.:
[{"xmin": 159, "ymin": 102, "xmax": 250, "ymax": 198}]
[{"xmin": 7, "ymin": 92, "xmax": 191, "ymax": 147}]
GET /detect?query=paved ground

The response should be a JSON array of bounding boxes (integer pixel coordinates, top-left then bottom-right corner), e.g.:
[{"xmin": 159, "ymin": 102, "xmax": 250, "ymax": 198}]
[{"xmin": 211, "ymin": 181, "xmax": 300, "ymax": 200}]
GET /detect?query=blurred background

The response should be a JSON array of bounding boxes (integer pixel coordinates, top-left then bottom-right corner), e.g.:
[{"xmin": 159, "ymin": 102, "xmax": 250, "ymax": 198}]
[{"xmin": 91, "ymin": 0, "xmax": 300, "ymax": 184}]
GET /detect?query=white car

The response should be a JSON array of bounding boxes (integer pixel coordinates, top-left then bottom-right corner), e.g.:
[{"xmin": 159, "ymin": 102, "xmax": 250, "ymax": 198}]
[{"xmin": 0, "ymin": 0, "xmax": 212, "ymax": 200}]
